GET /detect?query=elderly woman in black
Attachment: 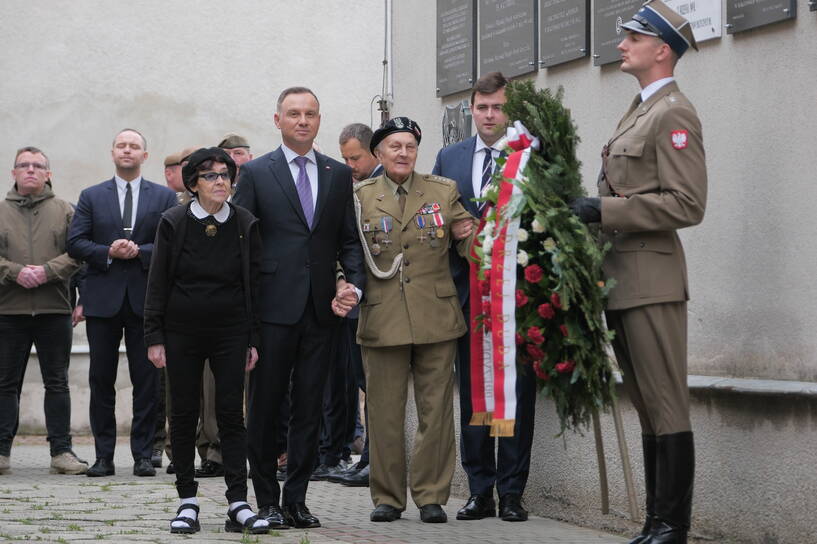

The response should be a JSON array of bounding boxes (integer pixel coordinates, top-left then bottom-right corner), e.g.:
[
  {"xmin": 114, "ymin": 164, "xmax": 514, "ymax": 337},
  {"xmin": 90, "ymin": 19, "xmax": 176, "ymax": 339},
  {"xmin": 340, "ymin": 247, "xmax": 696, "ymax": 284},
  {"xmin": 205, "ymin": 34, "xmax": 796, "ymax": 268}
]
[{"xmin": 144, "ymin": 147, "xmax": 267, "ymax": 534}]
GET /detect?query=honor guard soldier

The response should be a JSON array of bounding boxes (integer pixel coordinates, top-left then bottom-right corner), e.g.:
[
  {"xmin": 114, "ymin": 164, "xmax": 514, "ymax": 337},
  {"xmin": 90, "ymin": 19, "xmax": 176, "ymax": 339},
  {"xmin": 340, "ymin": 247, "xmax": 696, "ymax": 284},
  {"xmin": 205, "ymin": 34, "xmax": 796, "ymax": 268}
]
[
  {"xmin": 349, "ymin": 117, "xmax": 475, "ymax": 524},
  {"xmin": 569, "ymin": 2, "xmax": 707, "ymax": 543}
]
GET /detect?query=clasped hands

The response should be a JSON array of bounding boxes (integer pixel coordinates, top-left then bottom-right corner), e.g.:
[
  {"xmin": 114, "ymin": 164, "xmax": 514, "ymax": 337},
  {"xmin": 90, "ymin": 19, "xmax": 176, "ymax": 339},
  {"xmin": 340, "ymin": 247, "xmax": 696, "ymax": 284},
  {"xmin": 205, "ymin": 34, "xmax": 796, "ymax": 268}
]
[
  {"xmin": 16, "ymin": 265, "xmax": 47, "ymax": 289},
  {"xmin": 109, "ymin": 239, "xmax": 139, "ymax": 259},
  {"xmin": 148, "ymin": 344, "xmax": 259, "ymax": 371},
  {"xmin": 332, "ymin": 279, "xmax": 359, "ymax": 317},
  {"xmin": 451, "ymin": 218, "xmax": 475, "ymax": 240}
]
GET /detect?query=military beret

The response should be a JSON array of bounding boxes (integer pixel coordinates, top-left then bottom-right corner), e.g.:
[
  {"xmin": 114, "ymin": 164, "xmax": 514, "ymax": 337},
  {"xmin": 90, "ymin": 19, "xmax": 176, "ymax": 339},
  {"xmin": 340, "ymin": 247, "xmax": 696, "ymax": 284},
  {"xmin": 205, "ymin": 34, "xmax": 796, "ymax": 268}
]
[
  {"xmin": 218, "ymin": 133, "xmax": 250, "ymax": 149},
  {"xmin": 179, "ymin": 146, "xmax": 201, "ymax": 164},
  {"xmin": 181, "ymin": 147, "xmax": 237, "ymax": 195},
  {"xmin": 163, "ymin": 153, "xmax": 181, "ymax": 167},
  {"xmin": 621, "ymin": 0, "xmax": 698, "ymax": 58},
  {"xmin": 369, "ymin": 117, "xmax": 422, "ymax": 153}
]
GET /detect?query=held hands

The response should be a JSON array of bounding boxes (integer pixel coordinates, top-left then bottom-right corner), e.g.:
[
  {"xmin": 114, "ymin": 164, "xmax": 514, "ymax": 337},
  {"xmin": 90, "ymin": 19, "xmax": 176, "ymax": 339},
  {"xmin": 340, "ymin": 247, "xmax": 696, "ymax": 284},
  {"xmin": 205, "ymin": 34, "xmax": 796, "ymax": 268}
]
[
  {"xmin": 568, "ymin": 197, "xmax": 602, "ymax": 224},
  {"xmin": 15, "ymin": 265, "xmax": 47, "ymax": 289},
  {"xmin": 71, "ymin": 304, "xmax": 85, "ymax": 327},
  {"xmin": 147, "ymin": 344, "xmax": 166, "ymax": 368},
  {"xmin": 109, "ymin": 239, "xmax": 139, "ymax": 259},
  {"xmin": 245, "ymin": 347, "xmax": 259, "ymax": 371},
  {"xmin": 451, "ymin": 218, "xmax": 475, "ymax": 240},
  {"xmin": 332, "ymin": 279, "xmax": 360, "ymax": 317}
]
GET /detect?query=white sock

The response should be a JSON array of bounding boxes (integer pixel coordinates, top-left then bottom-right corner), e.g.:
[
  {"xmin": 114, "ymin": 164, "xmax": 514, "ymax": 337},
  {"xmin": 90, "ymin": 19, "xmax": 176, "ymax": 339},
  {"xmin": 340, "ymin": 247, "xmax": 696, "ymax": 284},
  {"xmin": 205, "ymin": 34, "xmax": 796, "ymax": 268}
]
[
  {"xmin": 229, "ymin": 501, "xmax": 269, "ymax": 529},
  {"xmin": 171, "ymin": 497, "xmax": 199, "ymax": 529}
]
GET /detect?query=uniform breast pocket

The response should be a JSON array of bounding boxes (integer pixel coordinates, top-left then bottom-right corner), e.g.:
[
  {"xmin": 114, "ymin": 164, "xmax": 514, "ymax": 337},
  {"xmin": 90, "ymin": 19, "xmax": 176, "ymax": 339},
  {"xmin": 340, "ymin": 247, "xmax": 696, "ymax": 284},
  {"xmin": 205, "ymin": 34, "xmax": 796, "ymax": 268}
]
[{"xmin": 608, "ymin": 137, "xmax": 645, "ymax": 187}]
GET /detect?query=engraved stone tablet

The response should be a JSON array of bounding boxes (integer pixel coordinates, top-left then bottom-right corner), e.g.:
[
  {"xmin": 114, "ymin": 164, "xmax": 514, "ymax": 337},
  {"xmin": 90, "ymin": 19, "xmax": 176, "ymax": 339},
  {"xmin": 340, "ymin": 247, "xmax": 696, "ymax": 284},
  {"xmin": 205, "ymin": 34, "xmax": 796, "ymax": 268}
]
[
  {"xmin": 593, "ymin": 0, "xmax": 642, "ymax": 66},
  {"xmin": 437, "ymin": 0, "xmax": 477, "ymax": 97},
  {"xmin": 726, "ymin": 0, "xmax": 796, "ymax": 34},
  {"xmin": 479, "ymin": 0, "xmax": 538, "ymax": 78},
  {"xmin": 663, "ymin": 0, "xmax": 722, "ymax": 42},
  {"xmin": 539, "ymin": 0, "xmax": 589, "ymax": 68}
]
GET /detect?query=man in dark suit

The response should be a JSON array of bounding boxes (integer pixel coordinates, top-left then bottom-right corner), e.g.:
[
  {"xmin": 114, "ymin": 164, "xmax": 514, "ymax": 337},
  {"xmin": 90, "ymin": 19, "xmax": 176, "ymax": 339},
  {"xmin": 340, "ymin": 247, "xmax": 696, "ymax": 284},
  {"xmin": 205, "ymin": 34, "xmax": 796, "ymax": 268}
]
[
  {"xmin": 68, "ymin": 128, "xmax": 178, "ymax": 478},
  {"xmin": 432, "ymin": 72, "xmax": 537, "ymax": 522},
  {"xmin": 234, "ymin": 87, "xmax": 365, "ymax": 529}
]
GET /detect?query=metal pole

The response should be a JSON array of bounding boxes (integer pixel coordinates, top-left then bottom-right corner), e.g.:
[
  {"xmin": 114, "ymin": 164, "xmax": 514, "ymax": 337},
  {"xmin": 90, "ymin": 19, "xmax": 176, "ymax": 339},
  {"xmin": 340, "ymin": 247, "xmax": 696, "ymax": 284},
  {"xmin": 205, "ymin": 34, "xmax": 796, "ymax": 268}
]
[
  {"xmin": 611, "ymin": 395, "xmax": 639, "ymax": 521},
  {"xmin": 592, "ymin": 410, "xmax": 609, "ymax": 514}
]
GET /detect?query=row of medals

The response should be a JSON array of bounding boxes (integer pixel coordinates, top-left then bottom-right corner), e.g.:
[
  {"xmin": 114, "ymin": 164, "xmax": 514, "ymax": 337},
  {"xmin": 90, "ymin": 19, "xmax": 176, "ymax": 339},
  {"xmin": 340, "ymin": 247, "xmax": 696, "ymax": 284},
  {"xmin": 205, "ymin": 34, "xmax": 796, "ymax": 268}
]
[{"xmin": 365, "ymin": 215, "xmax": 445, "ymax": 256}]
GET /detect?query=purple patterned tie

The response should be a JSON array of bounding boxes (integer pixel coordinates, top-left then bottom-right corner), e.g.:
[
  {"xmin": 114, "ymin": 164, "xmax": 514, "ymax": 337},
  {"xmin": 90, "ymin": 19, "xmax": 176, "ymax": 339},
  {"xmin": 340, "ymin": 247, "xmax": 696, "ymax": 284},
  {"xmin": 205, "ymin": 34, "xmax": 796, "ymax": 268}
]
[{"xmin": 294, "ymin": 155, "xmax": 314, "ymax": 228}]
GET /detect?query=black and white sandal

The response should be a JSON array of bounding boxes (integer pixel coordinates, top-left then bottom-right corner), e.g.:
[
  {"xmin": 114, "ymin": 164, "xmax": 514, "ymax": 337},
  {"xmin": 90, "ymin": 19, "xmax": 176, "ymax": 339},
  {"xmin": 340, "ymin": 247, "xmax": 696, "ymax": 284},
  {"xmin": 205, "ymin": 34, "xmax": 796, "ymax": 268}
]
[
  {"xmin": 170, "ymin": 503, "xmax": 200, "ymax": 534},
  {"xmin": 225, "ymin": 503, "xmax": 269, "ymax": 534}
]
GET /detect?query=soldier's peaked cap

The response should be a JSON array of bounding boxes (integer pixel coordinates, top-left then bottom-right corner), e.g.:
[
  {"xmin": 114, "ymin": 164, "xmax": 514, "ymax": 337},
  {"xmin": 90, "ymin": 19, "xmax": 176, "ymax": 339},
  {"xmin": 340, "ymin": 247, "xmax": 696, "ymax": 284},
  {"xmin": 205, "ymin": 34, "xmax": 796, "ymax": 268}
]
[
  {"xmin": 369, "ymin": 117, "xmax": 422, "ymax": 153},
  {"xmin": 218, "ymin": 133, "xmax": 250, "ymax": 149},
  {"xmin": 621, "ymin": 0, "xmax": 698, "ymax": 58}
]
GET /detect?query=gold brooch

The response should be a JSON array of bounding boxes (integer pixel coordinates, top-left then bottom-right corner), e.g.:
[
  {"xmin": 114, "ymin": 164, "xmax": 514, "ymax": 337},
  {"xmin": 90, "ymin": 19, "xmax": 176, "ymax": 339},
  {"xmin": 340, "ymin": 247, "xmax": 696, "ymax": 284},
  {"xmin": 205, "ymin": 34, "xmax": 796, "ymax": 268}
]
[{"xmin": 205, "ymin": 224, "xmax": 217, "ymax": 237}]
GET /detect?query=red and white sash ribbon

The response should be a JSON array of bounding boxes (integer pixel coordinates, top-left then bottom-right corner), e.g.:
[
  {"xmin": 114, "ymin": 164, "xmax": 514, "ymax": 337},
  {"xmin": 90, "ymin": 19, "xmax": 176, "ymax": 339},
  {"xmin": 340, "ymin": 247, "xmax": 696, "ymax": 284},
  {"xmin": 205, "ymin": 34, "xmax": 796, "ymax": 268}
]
[{"xmin": 468, "ymin": 122, "xmax": 539, "ymax": 437}]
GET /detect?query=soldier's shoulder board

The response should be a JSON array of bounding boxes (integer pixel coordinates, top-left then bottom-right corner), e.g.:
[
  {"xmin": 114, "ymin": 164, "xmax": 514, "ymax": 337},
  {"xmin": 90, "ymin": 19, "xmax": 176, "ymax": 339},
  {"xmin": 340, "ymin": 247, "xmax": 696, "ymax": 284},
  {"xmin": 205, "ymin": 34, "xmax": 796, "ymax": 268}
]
[
  {"xmin": 353, "ymin": 178, "xmax": 378, "ymax": 192},
  {"xmin": 424, "ymin": 174, "xmax": 455, "ymax": 187}
]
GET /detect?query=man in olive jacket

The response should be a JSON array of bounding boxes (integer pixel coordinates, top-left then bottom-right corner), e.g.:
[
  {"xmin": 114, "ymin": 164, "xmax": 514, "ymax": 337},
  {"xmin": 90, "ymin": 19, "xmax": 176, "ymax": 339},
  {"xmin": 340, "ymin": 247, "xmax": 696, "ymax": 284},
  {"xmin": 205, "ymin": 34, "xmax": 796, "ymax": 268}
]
[
  {"xmin": 569, "ymin": 2, "xmax": 706, "ymax": 543},
  {"xmin": 349, "ymin": 117, "xmax": 475, "ymax": 524},
  {"xmin": 0, "ymin": 146, "xmax": 84, "ymax": 475}
]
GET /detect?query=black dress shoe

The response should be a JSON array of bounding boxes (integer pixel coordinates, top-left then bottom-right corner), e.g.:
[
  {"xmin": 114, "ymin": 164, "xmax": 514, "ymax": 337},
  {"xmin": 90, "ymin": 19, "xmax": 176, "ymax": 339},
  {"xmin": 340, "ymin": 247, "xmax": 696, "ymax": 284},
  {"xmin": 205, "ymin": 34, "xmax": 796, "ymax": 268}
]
[
  {"xmin": 133, "ymin": 458, "xmax": 156, "ymax": 477},
  {"xmin": 499, "ymin": 494, "xmax": 528, "ymax": 521},
  {"xmin": 644, "ymin": 520, "xmax": 687, "ymax": 543},
  {"xmin": 419, "ymin": 504, "xmax": 447, "ymax": 523},
  {"xmin": 151, "ymin": 448, "xmax": 163, "ymax": 468},
  {"xmin": 258, "ymin": 505, "xmax": 290, "ymax": 530},
  {"xmin": 86, "ymin": 458, "xmax": 115, "ymax": 477},
  {"xmin": 456, "ymin": 494, "xmax": 496, "ymax": 520},
  {"xmin": 283, "ymin": 503, "xmax": 320, "ymax": 528},
  {"xmin": 310, "ymin": 463, "xmax": 332, "ymax": 481},
  {"xmin": 166, "ymin": 462, "xmax": 175, "ymax": 474},
  {"xmin": 370, "ymin": 504, "xmax": 402, "ymax": 522},
  {"xmin": 340, "ymin": 464, "xmax": 370, "ymax": 487},
  {"xmin": 195, "ymin": 460, "xmax": 224, "ymax": 478},
  {"xmin": 327, "ymin": 462, "xmax": 359, "ymax": 483}
]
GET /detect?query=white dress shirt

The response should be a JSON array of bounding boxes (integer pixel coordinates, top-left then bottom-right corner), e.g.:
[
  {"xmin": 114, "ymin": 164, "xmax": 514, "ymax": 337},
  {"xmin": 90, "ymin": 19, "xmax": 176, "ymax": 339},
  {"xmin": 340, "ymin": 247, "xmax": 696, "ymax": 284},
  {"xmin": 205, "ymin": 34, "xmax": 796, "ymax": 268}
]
[
  {"xmin": 471, "ymin": 136, "xmax": 501, "ymax": 201},
  {"xmin": 191, "ymin": 199, "xmax": 230, "ymax": 223},
  {"xmin": 641, "ymin": 77, "xmax": 675, "ymax": 102},
  {"xmin": 281, "ymin": 144, "xmax": 319, "ymax": 209},
  {"xmin": 114, "ymin": 175, "xmax": 142, "ymax": 227}
]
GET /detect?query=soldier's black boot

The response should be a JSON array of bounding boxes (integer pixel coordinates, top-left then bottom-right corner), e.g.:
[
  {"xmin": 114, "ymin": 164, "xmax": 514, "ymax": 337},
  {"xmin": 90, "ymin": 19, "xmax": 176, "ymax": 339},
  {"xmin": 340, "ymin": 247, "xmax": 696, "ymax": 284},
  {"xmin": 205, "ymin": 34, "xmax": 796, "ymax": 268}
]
[
  {"xmin": 628, "ymin": 435, "xmax": 657, "ymax": 544},
  {"xmin": 644, "ymin": 432, "xmax": 694, "ymax": 544}
]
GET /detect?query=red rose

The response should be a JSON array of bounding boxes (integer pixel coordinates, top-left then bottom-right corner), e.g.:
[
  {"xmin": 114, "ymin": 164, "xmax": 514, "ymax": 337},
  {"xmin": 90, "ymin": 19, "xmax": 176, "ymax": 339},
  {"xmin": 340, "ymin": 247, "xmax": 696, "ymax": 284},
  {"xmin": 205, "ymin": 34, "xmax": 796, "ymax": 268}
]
[
  {"xmin": 527, "ymin": 326, "xmax": 545, "ymax": 345},
  {"xmin": 515, "ymin": 289, "xmax": 529, "ymax": 308},
  {"xmin": 550, "ymin": 292, "xmax": 562, "ymax": 309},
  {"xmin": 537, "ymin": 303, "xmax": 555, "ymax": 319},
  {"xmin": 555, "ymin": 360, "xmax": 575, "ymax": 374},
  {"xmin": 483, "ymin": 269, "xmax": 491, "ymax": 283},
  {"xmin": 483, "ymin": 316, "xmax": 492, "ymax": 331},
  {"xmin": 524, "ymin": 264, "xmax": 543, "ymax": 284},
  {"xmin": 526, "ymin": 344, "xmax": 545, "ymax": 360},
  {"xmin": 534, "ymin": 362, "xmax": 549, "ymax": 381},
  {"xmin": 559, "ymin": 324, "xmax": 569, "ymax": 337},
  {"xmin": 482, "ymin": 300, "xmax": 492, "ymax": 316},
  {"xmin": 515, "ymin": 333, "xmax": 524, "ymax": 345},
  {"xmin": 480, "ymin": 280, "xmax": 490, "ymax": 297}
]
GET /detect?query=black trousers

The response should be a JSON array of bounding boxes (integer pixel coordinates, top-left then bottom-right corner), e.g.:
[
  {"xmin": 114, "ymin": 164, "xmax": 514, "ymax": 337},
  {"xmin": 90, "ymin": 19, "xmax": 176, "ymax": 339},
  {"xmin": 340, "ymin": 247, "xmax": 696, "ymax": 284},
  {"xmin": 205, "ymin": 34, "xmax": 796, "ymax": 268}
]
[
  {"xmin": 0, "ymin": 314, "xmax": 73, "ymax": 457},
  {"xmin": 346, "ymin": 317, "xmax": 369, "ymax": 465},
  {"xmin": 165, "ymin": 330, "xmax": 249, "ymax": 502},
  {"xmin": 248, "ymin": 300, "xmax": 336, "ymax": 507},
  {"xmin": 319, "ymin": 321, "xmax": 352, "ymax": 466},
  {"xmin": 86, "ymin": 302, "xmax": 158, "ymax": 461},
  {"xmin": 455, "ymin": 304, "xmax": 538, "ymax": 498}
]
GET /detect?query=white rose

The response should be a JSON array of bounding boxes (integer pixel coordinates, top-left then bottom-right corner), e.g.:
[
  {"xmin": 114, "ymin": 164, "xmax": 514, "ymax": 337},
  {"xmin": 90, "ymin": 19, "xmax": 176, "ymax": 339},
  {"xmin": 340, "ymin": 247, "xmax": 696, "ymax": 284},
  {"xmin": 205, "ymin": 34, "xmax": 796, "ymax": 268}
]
[
  {"xmin": 517, "ymin": 228, "xmax": 529, "ymax": 242},
  {"xmin": 517, "ymin": 249, "xmax": 529, "ymax": 267},
  {"xmin": 531, "ymin": 218, "xmax": 545, "ymax": 233},
  {"xmin": 484, "ymin": 222, "xmax": 494, "ymax": 237},
  {"xmin": 482, "ymin": 235, "xmax": 494, "ymax": 253}
]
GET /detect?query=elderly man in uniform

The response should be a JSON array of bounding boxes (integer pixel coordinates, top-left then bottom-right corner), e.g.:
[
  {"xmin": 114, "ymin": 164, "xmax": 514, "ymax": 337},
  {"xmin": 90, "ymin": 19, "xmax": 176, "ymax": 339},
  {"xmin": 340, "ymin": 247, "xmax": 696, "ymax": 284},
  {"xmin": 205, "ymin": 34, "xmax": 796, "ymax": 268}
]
[
  {"xmin": 218, "ymin": 134, "xmax": 254, "ymax": 170},
  {"xmin": 344, "ymin": 117, "xmax": 474, "ymax": 524},
  {"xmin": 569, "ymin": 2, "xmax": 707, "ymax": 543}
]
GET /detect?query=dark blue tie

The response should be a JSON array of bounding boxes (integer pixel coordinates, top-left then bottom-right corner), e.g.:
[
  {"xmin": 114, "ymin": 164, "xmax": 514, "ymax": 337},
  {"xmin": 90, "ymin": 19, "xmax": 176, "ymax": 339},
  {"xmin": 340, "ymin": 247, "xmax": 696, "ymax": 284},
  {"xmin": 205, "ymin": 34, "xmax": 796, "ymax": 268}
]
[{"xmin": 479, "ymin": 148, "xmax": 495, "ymax": 211}]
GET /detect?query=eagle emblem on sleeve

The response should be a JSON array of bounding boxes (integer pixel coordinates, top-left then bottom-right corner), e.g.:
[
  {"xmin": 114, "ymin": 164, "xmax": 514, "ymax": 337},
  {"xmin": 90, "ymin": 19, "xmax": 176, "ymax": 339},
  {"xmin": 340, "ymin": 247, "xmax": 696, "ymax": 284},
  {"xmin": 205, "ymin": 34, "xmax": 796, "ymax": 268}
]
[{"xmin": 671, "ymin": 130, "xmax": 688, "ymax": 150}]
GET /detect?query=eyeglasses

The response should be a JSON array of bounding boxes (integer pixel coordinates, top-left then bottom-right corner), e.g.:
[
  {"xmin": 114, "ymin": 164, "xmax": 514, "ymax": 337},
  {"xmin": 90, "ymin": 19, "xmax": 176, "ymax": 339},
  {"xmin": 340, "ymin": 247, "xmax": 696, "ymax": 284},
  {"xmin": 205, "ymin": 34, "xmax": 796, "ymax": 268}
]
[
  {"xmin": 14, "ymin": 162, "xmax": 48, "ymax": 171},
  {"xmin": 197, "ymin": 172, "xmax": 231, "ymax": 182}
]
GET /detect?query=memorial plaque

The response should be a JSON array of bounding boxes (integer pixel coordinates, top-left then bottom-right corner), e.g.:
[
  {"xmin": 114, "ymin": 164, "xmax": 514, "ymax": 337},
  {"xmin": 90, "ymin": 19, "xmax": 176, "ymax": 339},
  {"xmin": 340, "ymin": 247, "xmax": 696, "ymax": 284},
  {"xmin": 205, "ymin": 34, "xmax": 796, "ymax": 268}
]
[
  {"xmin": 437, "ymin": 0, "xmax": 477, "ymax": 97},
  {"xmin": 664, "ymin": 0, "xmax": 722, "ymax": 42},
  {"xmin": 726, "ymin": 0, "xmax": 796, "ymax": 33},
  {"xmin": 539, "ymin": 0, "xmax": 589, "ymax": 68},
  {"xmin": 480, "ymin": 0, "xmax": 538, "ymax": 78},
  {"xmin": 593, "ymin": 0, "xmax": 642, "ymax": 66},
  {"xmin": 811, "ymin": 0, "xmax": 816, "ymax": 12}
]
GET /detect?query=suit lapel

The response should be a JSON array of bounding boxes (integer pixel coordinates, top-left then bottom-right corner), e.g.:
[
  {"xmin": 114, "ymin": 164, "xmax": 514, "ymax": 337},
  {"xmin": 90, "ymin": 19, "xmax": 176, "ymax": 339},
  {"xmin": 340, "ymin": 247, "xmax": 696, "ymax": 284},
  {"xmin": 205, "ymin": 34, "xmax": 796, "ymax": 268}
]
[
  {"xmin": 133, "ymin": 179, "xmax": 150, "ymax": 237},
  {"xmin": 311, "ymin": 153, "xmax": 332, "ymax": 231},
  {"xmin": 105, "ymin": 179, "xmax": 125, "ymax": 237},
  {"xmin": 268, "ymin": 147, "xmax": 309, "ymax": 229},
  {"xmin": 458, "ymin": 138, "xmax": 477, "ymax": 215}
]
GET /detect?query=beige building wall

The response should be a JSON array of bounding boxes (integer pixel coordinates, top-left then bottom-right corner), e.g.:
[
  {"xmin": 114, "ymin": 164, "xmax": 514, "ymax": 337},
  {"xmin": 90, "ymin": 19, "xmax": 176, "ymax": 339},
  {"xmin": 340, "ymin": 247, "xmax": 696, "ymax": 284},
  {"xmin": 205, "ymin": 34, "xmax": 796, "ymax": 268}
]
[{"xmin": 0, "ymin": 0, "xmax": 386, "ymax": 204}]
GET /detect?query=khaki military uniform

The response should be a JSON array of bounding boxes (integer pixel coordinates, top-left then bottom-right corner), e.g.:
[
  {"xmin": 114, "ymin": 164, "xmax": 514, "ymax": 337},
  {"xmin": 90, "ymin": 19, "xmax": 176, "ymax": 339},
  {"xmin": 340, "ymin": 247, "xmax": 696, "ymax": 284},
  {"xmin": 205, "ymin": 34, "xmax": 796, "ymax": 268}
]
[
  {"xmin": 599, "ymin": 81, "xmax": 707, "ymax": 435},
  {"xmin": 355, "ymin": 171, "xmax": 472, "ymax": 510}
]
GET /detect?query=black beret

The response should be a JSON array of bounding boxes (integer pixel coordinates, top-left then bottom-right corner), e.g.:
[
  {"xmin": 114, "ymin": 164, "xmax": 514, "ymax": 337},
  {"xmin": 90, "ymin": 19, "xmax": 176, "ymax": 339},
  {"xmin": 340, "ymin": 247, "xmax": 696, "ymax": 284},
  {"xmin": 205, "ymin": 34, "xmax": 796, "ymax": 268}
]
[
  {"xmin": 369, "ymin": 116, "xmax": 422, "ymax": 153},
  {"xmin": 181, "ymin": 147, "xmax": 237, "ymax": 195}
]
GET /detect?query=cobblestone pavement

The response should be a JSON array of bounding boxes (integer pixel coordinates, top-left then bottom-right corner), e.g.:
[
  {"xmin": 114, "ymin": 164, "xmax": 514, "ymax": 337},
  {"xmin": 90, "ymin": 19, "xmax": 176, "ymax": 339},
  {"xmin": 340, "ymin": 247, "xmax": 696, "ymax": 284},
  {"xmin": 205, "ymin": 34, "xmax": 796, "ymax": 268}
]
[{"xmin": 0, "ymin": 438, "xmax": 626, "ymax": 544}]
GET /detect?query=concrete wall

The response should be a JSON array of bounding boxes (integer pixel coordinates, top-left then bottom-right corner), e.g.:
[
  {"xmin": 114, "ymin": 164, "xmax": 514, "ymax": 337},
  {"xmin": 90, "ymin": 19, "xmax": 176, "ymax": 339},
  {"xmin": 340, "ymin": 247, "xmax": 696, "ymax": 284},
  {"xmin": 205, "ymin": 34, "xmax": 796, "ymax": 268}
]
[
  {"xmin": 0, "ymin": 0, "xmax": 386, "ymax": 204},
  {"xmin": 393, "ymin": 0, "xmax": 817, "ymax": 382}
]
